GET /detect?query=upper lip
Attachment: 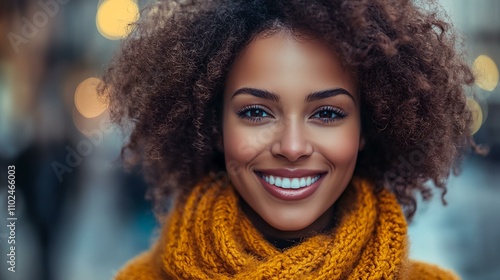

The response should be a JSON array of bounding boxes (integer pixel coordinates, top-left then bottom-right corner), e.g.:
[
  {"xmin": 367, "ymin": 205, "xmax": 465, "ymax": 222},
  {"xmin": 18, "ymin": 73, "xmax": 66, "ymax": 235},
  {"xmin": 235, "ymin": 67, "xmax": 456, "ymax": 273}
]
[{"xmin": 255, "ymin": 169, "xmax": 326, "ymax": 178}]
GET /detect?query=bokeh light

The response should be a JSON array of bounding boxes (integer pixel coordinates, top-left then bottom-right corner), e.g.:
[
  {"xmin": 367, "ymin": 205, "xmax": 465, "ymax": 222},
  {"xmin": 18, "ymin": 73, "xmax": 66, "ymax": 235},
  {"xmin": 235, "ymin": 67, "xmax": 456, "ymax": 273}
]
[
  {"xmin": 74, "ymin": 77, "xmax": 108, "ymax": 118},
  {"xmin": 72, "ymin": 107, "xmax": 110, "ymax": 137},
  {"xmin": 466, "ymin": 98, "xmax": 484, "ymax": 135},
  {"xmin": 473, "ymin": 55, "xmax": 499, "ymax": 92},
  {"xmin": 96, "ymin": 0, "xmax": 139, "ymax": 40}
]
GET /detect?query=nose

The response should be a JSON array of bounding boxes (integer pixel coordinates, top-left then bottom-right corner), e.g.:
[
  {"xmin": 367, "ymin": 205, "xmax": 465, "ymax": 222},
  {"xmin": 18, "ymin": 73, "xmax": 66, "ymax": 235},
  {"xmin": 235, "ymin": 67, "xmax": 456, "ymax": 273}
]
[{"xmin": 271, "ymin": 118, "xmax": 313, "ymax": 162}]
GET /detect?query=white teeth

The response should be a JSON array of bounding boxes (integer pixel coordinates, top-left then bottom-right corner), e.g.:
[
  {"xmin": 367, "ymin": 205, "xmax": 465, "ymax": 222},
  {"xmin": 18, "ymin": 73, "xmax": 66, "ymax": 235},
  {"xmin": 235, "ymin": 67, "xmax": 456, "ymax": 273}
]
[
  {"xmin": 299, "ymin": 178, "xmax": 306, "ymax": 187},
  {"xmin": 282, "ymin": 178, "xmax": 291, "ymax": 188},
  {"xmin": 275, "ymin": 177, "xmax": 282, "ymax": 187},
  {"xmin": 260, "ymin": 173, "xmax": 321, "ymax": 189}
]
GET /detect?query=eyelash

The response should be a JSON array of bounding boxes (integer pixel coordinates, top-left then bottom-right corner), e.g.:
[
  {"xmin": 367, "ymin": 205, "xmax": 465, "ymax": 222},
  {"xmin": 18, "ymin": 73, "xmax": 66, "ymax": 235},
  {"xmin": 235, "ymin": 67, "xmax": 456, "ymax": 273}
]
[
  {"xmin": 237, "ymin": 105, "xmax": 347, "ymax": 124},
  {"xmin": 236, "ymin": 105, "xmax": 272, "ymax": 122},
  {"xmin": 311, "ymin": 106, "xmax": 347, "ymax": 123}
]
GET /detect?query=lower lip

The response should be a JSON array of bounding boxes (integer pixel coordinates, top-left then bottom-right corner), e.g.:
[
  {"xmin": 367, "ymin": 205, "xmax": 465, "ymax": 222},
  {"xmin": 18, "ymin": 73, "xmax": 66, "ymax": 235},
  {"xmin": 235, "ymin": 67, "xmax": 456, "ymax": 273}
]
[{"xmin": 256, "ymin": 172, "xmax": 324, "ymax": 201}]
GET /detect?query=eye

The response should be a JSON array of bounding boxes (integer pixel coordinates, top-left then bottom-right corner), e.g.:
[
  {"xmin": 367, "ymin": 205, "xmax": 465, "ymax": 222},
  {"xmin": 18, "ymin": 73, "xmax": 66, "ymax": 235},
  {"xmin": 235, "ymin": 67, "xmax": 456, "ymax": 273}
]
[
  {"xmin": 237, "ymin": 105, "xmax": 273, "ymax": 122},
  {"xmin": 311, "ymin": 106, "xmax": 347, "ymax": 124}
]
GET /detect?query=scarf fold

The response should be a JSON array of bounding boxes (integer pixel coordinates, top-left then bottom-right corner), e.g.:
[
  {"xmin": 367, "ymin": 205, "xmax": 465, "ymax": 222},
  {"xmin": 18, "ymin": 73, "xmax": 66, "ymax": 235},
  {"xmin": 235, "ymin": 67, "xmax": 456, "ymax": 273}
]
[{"xmin": 160, "ymin": 177, "xmax": 411, "ymax": 279}]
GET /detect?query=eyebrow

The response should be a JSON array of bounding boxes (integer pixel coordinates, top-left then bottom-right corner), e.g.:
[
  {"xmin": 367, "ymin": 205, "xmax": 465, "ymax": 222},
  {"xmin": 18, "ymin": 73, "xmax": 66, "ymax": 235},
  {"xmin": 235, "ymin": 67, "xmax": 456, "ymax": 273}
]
[
  {"xmin": 231, "ymin": 87, "xmax": 280, "ymax": 102},
  {"xmin": 305, "ymin": 88, "xmax": 356, "ymax": 104},
  {"xmin": 231, "ymin": 87, "xmax": 356, "ymax": 104}
]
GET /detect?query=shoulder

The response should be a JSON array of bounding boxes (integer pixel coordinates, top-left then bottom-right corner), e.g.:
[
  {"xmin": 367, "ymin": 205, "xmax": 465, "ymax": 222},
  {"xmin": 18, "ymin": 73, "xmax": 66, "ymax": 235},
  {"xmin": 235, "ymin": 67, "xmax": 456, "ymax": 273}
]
[
  {"xmin": 114, "ymin": 221, "xmax": 173, "ymax": 280},
  {"xmin": 405, "ymin": 260, "xmax": 461, "ymax": 280},
  {"xmin": 114, "ymin": 250, "xmax": 160, "ymax": 280},
  {"xmin": 114, "ymin": 245, "xmax": 171, "ymax": 280}
]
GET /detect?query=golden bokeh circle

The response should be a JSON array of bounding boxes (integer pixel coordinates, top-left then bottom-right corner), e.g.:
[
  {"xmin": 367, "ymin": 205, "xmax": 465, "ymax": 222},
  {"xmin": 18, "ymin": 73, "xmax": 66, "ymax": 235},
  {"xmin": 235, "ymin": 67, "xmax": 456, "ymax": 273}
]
[
  {"xmin": 473, "ymin": 55, "xmax": 499, "ymax": 92},
  {"xmin": 96, "ymin": 0, "xmax": 139, "ymax": 40},
  {"xmin": 466, "ymin": 98, "xmax": 483, "ymax": 135},
  {"xmin": 74, "ymin": 77, "xmax": 108, "ymax": 118}
]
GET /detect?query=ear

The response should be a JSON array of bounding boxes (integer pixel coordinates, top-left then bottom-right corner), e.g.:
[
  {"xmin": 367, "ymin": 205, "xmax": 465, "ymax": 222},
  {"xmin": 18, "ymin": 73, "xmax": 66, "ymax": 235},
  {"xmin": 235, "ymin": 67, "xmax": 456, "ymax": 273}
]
[
  {"xmin": 216, "ymin": 133, "xmax": 224, "ymax": 152},
  {"xmin": 212, "ymin": 122, "xmax": 224, "ymax": 152},
  {"xmin": 358, "ymin": 134, "xmax": 365, "ymax": 151}
]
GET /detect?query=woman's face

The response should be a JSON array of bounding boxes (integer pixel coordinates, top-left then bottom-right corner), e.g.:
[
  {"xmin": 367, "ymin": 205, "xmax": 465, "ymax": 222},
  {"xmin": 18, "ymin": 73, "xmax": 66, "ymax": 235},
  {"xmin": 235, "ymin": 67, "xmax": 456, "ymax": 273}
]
[{"xmin": 222, "ymin": 30, "xmax": 363, "ymax": 233}]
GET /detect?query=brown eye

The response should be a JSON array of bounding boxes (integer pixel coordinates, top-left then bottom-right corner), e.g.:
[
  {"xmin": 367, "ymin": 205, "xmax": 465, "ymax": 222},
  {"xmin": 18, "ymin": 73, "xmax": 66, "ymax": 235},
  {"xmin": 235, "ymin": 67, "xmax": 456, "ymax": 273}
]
[
  {"xmin": 311, "ymin": 106, "xmax": 347, "ymax": 123},
  {"xmin": 317, "ymin": 110, "xmax": 334, "ymax": 118},
  {"xmin": 245, "ymin": 108, "xmax": 269, "ymax": 118},
  {"xmin": 237, "ymin": 105, "xmax": 272, "ymax": 122}
]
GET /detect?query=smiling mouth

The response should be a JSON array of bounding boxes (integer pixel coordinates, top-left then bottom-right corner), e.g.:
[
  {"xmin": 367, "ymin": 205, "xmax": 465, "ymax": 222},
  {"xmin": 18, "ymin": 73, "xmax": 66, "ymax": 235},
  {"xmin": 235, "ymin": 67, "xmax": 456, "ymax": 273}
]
[{"xmin": 256, "ymin": 172, "xmax": 324, "ymax": 189}]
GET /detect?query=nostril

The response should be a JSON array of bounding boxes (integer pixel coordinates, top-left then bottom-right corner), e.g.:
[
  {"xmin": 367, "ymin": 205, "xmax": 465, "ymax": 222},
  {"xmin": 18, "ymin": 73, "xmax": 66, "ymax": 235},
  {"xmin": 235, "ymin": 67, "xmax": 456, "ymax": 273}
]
[{"xmin": 271, "ymin": 140, "xmax": 313, "ymax": 162}]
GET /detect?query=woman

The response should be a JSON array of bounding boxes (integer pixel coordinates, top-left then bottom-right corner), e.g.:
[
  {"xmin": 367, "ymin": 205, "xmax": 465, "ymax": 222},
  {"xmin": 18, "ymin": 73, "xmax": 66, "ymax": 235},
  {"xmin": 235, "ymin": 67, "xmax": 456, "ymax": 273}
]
[{"xmin": 100, "ymin": 0, "xmax": 483, "ymax": 278}]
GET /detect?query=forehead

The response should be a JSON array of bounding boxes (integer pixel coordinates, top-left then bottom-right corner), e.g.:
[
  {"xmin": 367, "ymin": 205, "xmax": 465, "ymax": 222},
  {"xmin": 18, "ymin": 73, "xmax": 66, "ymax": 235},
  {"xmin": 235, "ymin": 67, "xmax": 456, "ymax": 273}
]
[{"xmin": 224, "ymin": 30, "xmax": 357, "ymax": 100}]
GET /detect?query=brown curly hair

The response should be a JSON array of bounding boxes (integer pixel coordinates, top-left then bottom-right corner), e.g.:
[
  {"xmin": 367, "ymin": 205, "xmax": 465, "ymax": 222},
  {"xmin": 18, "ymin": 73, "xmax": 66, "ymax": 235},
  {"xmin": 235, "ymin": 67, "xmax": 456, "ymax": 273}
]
[{"xmin": 99, "ymin": 0, "xmax": 483, "ymax": 219}]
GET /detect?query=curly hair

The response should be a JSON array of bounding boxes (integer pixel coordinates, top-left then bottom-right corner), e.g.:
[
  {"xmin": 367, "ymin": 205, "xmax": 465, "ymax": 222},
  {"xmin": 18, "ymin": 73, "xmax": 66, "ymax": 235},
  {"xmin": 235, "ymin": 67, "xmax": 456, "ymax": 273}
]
[{"xmin": 99, "ymin": 0, "xmax": 483, "ymax": 219}]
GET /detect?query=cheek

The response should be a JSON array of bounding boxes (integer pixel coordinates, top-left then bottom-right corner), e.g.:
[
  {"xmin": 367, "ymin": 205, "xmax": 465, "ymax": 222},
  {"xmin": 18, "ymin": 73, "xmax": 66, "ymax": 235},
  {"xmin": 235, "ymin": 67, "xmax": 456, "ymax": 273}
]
[
  {"xmin": 314, "ymin": 125, "xmax": 361, "ymax": 166},
  {"xmin": 222, "ymin": 117, "xmax": 264, "ymax": 174}
]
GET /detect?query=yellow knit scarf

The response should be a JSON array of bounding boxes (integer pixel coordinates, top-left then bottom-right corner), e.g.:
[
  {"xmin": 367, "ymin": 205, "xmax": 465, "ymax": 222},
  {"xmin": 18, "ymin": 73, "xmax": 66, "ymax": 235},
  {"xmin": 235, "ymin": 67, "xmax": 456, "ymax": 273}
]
[
  {"xmin": 115, "ymin": 177, "xmax": 460, "ymax": 279},
  {"xmin": 162, "ymin": 177, "xmax": 402, "ymax": 279}
]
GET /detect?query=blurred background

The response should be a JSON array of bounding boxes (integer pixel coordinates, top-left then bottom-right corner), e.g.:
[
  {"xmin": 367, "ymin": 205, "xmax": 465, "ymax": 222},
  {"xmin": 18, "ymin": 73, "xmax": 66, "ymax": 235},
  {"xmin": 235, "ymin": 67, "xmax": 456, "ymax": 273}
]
[{"xmin": 0, "ymin": 0, "xmax": 498, "ymax": 279}]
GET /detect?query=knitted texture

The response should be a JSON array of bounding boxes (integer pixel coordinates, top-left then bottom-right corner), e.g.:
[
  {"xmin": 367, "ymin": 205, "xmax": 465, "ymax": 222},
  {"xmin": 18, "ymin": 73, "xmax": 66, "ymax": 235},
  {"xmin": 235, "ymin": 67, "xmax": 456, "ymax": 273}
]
[{"xmin": 115, "ymin": 178, "xmax": 460, "ymax": 279}]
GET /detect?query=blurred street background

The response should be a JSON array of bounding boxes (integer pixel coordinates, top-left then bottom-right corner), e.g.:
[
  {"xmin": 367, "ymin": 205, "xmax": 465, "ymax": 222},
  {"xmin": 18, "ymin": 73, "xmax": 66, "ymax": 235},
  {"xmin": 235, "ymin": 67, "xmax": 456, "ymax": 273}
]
[{"xmin": 0, "ymin": 0, "xmax": 499, "ymax": 279}]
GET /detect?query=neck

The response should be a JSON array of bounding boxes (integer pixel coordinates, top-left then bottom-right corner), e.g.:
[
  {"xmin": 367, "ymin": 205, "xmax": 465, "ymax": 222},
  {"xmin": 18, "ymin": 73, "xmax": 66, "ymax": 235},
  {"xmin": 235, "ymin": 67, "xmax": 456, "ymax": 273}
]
[{"xmin": 238, "ymin": 197, "xmax": 338, "ymax": 244}]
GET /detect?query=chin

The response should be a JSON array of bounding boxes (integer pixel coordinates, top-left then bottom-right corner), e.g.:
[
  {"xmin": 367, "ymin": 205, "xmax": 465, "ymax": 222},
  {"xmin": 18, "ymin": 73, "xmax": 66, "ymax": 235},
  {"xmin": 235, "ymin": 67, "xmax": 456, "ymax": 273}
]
[
  {"xmin": 261, "ymin": 211, "xmax": 318, "ymax": 232},
  {"xmin": 271, "ymin": 223, "xmax": 311, "ymax": 232}
]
